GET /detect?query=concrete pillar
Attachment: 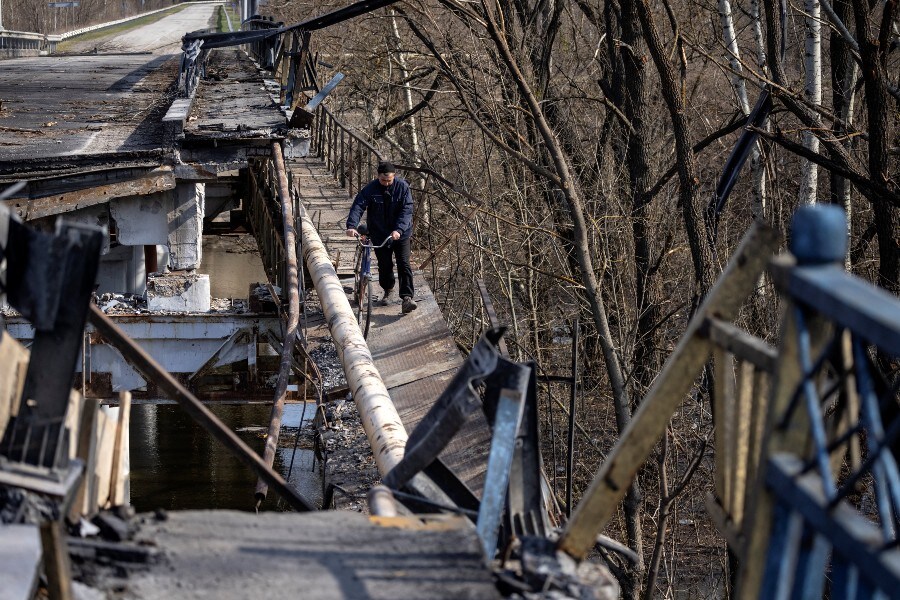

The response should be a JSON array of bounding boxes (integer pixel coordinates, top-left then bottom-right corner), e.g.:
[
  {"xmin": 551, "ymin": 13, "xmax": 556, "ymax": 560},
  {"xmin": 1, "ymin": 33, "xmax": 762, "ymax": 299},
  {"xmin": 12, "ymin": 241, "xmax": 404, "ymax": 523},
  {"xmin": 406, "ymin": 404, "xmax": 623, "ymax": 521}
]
[
  {"xmin": 96, "ymin": 244, "xmax": 146, "ymax": 295},
  {"xmin": 62, "ymin": 205, "xmax": 110, "ymax": 254},
  {"xmin": 167, "ymin": 183, "xmax": 205, "ymax": 271},
  {"xmin": 109, "ymin": 192, "xmax": 168, "ymax": 246}
]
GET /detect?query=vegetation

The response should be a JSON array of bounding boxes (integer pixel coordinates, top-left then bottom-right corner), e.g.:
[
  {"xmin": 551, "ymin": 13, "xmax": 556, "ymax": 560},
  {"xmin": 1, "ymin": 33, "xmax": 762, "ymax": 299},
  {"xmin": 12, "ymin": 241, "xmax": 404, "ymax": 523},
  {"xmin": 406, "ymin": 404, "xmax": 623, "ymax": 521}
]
[
  {"xmin": 264, "ymin": 0, "xmax": 897, "ymax": 596},
  {"xmin": 2, "ymin": 0, "xmax": 893, "ymax": 593},
  {"xmin": 215, "ymin": 2, "xmax": 240, "ymax": 32}
]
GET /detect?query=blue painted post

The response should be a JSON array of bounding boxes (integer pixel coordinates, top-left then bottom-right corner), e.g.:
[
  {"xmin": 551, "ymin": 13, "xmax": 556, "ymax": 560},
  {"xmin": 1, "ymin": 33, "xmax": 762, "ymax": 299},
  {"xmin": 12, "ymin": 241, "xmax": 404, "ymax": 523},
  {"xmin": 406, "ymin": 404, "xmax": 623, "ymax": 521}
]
[{"xmin": 790, "ymin": 204, "xmax": 848, "ymax": 266}]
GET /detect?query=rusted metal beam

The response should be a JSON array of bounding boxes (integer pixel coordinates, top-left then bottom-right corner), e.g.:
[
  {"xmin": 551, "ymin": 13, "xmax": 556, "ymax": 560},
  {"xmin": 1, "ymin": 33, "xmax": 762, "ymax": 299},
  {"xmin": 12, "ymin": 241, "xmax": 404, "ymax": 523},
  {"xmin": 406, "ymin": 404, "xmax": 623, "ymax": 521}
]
[
  {"xmin": 255, "ymin": 142, "xmax": 302, "ymax": 504},
  {"xmin": 4, "ymin": 167, "xmax": 176, "ymax": 221},
  {"xmin": 87, "ymin": 304, "xmax": 315, "ymax": 512},
  {"xmin": 476, "ymin": 279, "xmax": 509, "ymax": 357}
]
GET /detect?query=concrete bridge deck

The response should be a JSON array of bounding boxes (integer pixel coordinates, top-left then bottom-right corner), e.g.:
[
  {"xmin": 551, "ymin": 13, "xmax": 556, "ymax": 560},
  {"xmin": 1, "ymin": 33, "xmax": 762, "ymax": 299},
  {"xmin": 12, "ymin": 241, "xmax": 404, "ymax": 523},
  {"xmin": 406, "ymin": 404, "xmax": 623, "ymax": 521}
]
[{"xmin": 0, "ymin": 2, "xmax": 220, "ymax": 178}]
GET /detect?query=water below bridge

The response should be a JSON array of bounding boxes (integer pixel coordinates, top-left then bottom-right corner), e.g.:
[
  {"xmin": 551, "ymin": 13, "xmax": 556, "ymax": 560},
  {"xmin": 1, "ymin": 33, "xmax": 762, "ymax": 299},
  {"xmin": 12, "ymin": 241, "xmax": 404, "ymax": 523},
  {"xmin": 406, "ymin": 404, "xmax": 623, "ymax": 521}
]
[
  {"xmin": 129, "ymin": 402, "xmax": 321, "ymax": 512},
  {"xmin": 128, "ymin": 236, "xmax": 317, "ymax": 513}
]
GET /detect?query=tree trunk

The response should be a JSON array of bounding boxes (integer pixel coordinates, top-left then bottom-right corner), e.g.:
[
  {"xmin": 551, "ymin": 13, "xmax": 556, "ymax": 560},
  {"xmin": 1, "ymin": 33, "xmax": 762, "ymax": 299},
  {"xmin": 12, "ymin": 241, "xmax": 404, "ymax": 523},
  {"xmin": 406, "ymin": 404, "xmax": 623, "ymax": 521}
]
[
  {"xmin": 829, "ymin": 0, "xmax": 857, "ymax": 267},
  {"xmin": 799, "ymin": 0, "xmax": 823, "ymax": 204},
  {"xmin": 852, "ymin": 0, "xmax": 899, "ymax": 295},
  {"xmin": 634, "ymin": 0, "xmax": 715, "ymax": 300}
]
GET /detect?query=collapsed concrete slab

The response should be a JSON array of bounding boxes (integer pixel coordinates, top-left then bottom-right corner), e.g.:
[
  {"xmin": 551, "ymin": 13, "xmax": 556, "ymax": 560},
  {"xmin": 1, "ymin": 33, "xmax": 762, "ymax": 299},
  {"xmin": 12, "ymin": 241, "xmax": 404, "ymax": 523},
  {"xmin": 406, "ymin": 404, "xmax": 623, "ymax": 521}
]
[{"xmin": 146, "ymin": 272, "xmax": 210, "ymax": 312}]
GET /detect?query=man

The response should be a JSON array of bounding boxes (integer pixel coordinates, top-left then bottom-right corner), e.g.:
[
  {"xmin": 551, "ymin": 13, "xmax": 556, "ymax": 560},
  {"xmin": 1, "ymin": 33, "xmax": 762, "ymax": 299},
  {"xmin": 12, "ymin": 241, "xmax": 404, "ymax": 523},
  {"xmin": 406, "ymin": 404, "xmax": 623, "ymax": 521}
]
[{"xmin": 345, "ymin": 161, "xmax": 417, "ymax": 314}]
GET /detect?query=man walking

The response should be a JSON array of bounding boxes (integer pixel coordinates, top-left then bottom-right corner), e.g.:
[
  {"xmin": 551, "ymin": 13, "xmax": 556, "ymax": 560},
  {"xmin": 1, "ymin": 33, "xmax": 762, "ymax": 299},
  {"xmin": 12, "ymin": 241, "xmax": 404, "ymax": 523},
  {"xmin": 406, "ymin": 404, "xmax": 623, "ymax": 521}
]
[{"xmin": 345, "ymin": 161, "xmax": 417, "ymax": 314}]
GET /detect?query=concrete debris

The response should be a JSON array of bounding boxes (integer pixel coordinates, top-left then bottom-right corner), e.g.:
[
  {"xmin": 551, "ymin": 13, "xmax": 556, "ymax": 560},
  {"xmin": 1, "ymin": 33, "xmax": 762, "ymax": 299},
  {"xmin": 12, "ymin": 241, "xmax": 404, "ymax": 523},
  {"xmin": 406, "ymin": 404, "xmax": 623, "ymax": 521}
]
[
  {"xmin": 249, "ymin": 283, "xmax": 280, "ymax": 312},
  {"xmin": 0, "ymin": 487, "xmax": 59, "ymax": 524},
  {"xmin": 146, "ymin": 272, "xmax": 210, "ymax": 312},
  {"xmin": 93, "ymin": 292, "xmax": 248, "ymax": 315},
  {"xmin": 97, "ymin": 292, "xmax": 147, "ymax": 314},
  {"xmin": 315, "ymin": 396, "xmax": 378, "ymax": 513},
  {"xmin": 147, "ymin": 272, "xmax": 200, "ymax": 296},
  {"xmin": 308, "ymin": 337, "xmax": 346, "ymax": 390}
]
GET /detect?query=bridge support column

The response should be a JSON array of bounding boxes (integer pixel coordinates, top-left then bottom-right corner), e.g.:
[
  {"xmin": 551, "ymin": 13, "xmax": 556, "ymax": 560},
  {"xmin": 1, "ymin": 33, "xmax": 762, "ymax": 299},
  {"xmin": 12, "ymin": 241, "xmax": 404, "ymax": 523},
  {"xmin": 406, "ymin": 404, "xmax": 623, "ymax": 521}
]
[{"xmin": 167, "ymin": 183, "xmax": 205, "ymax": 271}]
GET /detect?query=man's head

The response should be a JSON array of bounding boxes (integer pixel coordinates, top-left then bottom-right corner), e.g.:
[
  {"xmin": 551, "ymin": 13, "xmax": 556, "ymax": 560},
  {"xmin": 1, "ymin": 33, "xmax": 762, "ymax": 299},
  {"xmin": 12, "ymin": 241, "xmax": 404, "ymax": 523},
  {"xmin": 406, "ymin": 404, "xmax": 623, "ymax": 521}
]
[{"xmin": 377, "ymin": 161, "xmax": 396, "ymax": 186}]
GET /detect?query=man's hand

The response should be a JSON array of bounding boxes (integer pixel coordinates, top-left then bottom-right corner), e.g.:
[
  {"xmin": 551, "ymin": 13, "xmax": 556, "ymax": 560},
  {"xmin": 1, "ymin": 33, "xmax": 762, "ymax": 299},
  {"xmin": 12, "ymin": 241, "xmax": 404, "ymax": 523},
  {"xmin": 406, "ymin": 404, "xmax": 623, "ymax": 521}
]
[
  {"xmin": 391, "ymin": 230, "xmax": 401, "ymax": 241},
  {"xmin": 346, "ymin": 228, "xmax": 358, "ymax": 238}
]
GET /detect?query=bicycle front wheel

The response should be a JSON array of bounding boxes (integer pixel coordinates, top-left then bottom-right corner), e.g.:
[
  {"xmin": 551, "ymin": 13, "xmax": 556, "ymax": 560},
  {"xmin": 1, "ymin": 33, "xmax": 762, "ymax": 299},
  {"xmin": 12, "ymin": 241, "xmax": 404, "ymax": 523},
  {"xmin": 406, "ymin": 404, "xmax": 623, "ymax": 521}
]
[{"xmin": 357, "ymin": 276, "xmax": 372, "ymax": 339}]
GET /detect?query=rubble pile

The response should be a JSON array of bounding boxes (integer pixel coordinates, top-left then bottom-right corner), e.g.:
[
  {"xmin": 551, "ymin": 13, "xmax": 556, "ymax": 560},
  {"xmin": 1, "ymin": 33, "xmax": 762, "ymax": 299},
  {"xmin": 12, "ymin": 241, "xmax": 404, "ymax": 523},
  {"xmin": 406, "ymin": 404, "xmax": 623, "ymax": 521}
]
[
  {"xmin": 90, "ymin": 292, "xmax": 249, "ymax": 315},
  {"xmin": 308, "ymin": 337, "xmax": 346, "ymax": 390},
  {"xmin": 314, "ymin": 397, "xmax": 378, "ymax": 513},
  {"xmin": 96, "ymin": 292, "xmax": 146, "ymax": 314}
]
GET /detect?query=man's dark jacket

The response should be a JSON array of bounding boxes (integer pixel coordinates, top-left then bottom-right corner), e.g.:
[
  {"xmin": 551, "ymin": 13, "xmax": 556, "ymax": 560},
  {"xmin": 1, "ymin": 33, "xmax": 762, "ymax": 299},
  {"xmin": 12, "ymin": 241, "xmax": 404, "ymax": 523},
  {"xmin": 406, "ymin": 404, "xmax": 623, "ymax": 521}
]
[{"xmin": 345, "ymin": 177, "xmax": 414, "ymax": 244}]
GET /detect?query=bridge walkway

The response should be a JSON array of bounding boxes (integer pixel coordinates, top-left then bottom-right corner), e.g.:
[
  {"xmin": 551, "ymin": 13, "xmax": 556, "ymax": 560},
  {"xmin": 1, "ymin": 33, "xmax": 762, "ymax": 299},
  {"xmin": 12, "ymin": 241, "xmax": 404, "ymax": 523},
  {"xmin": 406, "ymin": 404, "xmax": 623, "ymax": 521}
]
[{"xmin": 288, "ymin": 157, "xmax": 492, "ymax": 495}]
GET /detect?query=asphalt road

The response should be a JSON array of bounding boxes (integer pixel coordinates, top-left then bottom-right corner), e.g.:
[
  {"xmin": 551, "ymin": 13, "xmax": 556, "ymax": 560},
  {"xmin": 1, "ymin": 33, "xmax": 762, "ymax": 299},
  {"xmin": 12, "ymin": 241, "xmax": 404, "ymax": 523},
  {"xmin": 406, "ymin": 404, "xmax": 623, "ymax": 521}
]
[
  {"xmin": 0, "ymin": 3, "xmax": 219, "ymax": 164},
  {"xmin": 90, "ymin": 3, "xmax": 219, "ymax": 54}
]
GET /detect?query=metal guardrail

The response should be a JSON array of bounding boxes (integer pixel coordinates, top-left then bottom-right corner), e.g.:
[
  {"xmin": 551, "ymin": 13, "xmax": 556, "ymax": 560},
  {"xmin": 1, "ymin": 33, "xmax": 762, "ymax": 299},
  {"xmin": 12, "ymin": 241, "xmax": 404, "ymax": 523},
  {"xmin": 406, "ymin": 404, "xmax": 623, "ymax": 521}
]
[
  {"xmin": 247, "ymin": 158, "xmax": 286, "ymax": 291},
  {"xmin": 737, "ymin": 205, "xmax": 900, "ymax": 598},
  {"xmin": 0, "ymin": 2, "xmax": 225, "ymax": 56},
  {"xmin": 311, "ymin": 105, "xmax": 382, "ymax": 198},
  {"xmin": 553, "ymin": 205, "xmax": 900, "ymax": 597},
  {"xmin": 56, "ymin": 4, "xmax": 184, "ymax": 40},
  {"xmin": 0, "ymin": 30, "xmax": 59, "ymax": 53}
]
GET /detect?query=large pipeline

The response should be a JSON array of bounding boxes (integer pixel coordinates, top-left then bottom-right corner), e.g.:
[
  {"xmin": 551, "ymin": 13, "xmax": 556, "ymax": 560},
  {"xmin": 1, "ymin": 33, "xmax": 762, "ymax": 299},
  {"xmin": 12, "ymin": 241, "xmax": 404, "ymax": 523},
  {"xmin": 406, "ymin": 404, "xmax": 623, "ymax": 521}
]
[{"xmin": 255, "ymin": 141, "xmax": 301, "ymax": 503}]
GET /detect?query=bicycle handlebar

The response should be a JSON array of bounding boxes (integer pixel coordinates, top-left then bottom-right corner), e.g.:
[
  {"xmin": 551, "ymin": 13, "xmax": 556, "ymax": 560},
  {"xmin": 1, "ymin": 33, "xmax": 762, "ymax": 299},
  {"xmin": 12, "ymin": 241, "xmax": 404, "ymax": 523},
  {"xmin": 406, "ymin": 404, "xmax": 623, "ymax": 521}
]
[{"xmin": 354, "ymin": 232, "xmax": 393, "ymax": 249}]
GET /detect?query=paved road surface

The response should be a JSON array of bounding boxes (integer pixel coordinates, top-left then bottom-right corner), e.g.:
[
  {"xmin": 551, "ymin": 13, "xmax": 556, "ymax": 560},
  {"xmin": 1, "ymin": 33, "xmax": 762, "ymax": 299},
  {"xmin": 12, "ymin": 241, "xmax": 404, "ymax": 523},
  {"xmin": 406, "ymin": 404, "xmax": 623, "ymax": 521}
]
[
  {"xmin": 0, "ymin": 4, "xmax": 218, "ymax": 166},
  {"xmin": 93, "ymin": 3, "xmax": 219, "ymax": 54}
]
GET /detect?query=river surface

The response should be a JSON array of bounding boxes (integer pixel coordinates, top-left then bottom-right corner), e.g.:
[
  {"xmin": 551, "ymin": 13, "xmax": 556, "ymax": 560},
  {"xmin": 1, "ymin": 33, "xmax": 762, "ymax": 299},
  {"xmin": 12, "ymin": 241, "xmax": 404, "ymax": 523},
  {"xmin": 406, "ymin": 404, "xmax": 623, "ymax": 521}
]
[
  {"xmin": 129, "ymin": 403, "xmax": 321, "ymax": 512},
  {"xmin": 129, "ymin": 235, "xmax": 316, "ymax": 512},
  {"xmin": 201, "ymin": 235, "xmax": 269, "ymax": 299}
]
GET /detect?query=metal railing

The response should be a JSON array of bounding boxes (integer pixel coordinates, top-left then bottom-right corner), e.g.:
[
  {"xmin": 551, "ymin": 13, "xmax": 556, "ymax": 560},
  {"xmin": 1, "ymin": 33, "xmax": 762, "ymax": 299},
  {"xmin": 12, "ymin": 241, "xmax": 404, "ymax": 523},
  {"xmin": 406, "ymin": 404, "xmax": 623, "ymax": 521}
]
[
  {"xmin": 247, "ymin": 158, "xmax": 286, "ymax": 291},
  {"xmin": 553, "ymin": 205, "xmax": 900, "ymax": 597},
  {"xmin": 0, "ymin": 30, "xmax": 59, "ymax": 54},
  {"xmin": 737, "ymin": 205, "xmax": 900, "ymax": 597},
  {"xmin": 244, "ymin": 16, "xmax": 282, "ymax": 70},
  {"xmin": 311, "ymin": 105, "xmax": 383, "ymax": 198}
]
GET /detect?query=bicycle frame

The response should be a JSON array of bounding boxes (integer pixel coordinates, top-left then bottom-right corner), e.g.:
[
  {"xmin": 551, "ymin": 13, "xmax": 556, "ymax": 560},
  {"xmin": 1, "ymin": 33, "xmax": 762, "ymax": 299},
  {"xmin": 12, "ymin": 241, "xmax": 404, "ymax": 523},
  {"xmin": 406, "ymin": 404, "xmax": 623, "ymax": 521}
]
[
  {"xmin": 354, "ymin": 234, "xmax": 392, "ymax": 281},
  {"xmin": 353, "ymin": 234, "xmax": 392, "ymax": 339}
]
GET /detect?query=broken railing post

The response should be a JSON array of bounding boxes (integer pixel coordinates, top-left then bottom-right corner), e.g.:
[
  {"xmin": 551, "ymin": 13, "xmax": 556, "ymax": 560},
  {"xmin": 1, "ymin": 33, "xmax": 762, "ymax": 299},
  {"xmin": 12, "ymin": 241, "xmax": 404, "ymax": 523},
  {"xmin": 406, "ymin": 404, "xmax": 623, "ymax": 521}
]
[
  {"xmin": 254, "ymin": 141, "xmax": 301, "ymax": 504},
  {"xmin": 87, "ymin": 305, "xmax": 315, "ymax": 512},
  {"xmin": 288, "ymin": 72, "xmax": 344, "ymax": 129}
]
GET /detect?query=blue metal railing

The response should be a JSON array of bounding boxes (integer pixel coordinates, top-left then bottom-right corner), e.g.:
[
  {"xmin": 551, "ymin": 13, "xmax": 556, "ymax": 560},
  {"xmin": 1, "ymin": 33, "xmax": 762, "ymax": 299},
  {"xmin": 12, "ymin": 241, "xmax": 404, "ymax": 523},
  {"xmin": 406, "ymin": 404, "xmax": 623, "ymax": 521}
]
[{"xmin": 746, "ymin": 205, "xmax": 900, "ymax": 598}]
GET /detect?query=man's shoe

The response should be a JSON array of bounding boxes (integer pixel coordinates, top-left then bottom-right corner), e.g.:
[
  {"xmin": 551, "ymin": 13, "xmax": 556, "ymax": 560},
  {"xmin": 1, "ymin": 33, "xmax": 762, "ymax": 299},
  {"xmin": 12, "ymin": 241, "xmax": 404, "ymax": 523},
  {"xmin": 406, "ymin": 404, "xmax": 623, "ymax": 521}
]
[
  {"xmin": 378, "ymin": 289, "xmax": 395, "ymax": 307},
  {"xmin": 401, "ymin": 296, "xmax": 418, "ymax": 314}
]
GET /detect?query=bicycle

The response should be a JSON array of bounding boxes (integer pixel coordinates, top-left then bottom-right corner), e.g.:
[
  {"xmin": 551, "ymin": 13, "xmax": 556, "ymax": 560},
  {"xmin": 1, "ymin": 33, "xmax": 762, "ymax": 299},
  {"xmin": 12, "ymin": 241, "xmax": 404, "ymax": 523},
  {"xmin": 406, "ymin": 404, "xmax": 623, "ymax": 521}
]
[{"xmin": 352, "ymin": 224, "xmax": 391, "ymax": 339}]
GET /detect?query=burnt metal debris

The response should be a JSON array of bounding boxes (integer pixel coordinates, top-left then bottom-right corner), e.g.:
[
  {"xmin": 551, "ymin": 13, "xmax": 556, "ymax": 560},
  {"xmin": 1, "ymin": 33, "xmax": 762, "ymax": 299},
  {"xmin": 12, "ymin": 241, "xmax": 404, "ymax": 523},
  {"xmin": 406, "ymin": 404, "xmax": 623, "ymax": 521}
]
[
  {"xmin": 176, "ymin": 0, "xmax": 396, "ymax": 102},
  {"xmin": 383, "ymin": 327, "xmax": 553, "ymax": 561},
  {"xmin": 0, "ymin": 206, "xmax": 103, "ymax": 473}
]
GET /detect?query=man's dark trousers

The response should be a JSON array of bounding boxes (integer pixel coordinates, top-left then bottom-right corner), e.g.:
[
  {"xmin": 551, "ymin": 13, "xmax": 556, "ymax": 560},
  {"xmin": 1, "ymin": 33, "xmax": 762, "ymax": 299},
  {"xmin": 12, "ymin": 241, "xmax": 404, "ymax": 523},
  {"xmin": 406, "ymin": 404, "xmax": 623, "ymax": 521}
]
[{"xmin": 375, "ymin": 237, "xmax": 414, "ymax": 299}]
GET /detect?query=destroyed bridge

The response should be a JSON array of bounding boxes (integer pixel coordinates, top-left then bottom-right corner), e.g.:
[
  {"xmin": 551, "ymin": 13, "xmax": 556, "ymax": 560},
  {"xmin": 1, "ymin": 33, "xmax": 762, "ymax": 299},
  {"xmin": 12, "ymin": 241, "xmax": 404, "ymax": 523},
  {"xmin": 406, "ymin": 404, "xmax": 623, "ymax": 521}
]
[{"xmin": 1, "ymin": 1, "xmax": 900, "ymax": 598}]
